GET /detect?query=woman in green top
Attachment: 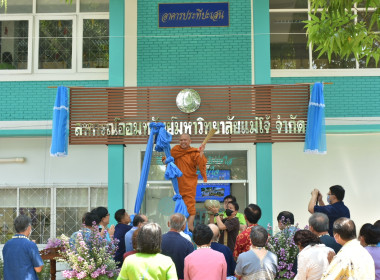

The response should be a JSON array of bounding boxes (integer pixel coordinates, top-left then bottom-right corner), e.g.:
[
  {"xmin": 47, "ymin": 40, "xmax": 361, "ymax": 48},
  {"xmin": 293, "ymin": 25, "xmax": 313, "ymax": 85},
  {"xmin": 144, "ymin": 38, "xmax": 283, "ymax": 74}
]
[{"xmin": 117, "ymin": 222, "xmax": 178, "ymax": 280}]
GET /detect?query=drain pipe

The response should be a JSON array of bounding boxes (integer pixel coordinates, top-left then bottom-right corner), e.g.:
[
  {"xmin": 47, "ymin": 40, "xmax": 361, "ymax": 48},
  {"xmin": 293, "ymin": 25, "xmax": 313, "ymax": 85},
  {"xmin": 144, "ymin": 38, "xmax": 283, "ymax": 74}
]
[{"xmin": 0, "ymin": 157, "xmax": 26, "ymax": 163}]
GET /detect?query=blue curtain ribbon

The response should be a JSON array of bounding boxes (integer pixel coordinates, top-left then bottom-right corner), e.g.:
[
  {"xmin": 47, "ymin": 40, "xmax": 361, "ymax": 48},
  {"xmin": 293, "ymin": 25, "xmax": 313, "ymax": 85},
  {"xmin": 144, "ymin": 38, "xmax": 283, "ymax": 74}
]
[
  {"xmin": 50, "ymin": 86, "xmax": 69, "ymax": 157},
  {"xmin": 134, "ymin": 122, "xmax": 189, "ymax": 219},
  {"xmin": 304, "ymin": 82, "xmax": 327, "ymax": 154}
]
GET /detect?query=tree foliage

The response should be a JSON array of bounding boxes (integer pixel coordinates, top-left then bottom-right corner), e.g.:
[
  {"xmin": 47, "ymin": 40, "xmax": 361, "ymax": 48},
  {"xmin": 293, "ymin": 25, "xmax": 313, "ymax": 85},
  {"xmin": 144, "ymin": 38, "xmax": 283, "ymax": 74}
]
[{"xmin": 305, "ymin": 0, "xmax": 380, "ymax": 65}]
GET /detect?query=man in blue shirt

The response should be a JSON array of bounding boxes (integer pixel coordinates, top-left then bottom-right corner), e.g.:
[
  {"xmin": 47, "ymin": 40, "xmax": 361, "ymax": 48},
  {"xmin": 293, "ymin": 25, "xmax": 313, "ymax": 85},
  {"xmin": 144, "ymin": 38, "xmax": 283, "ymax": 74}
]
[
  {"xmin": 113, "ymin": 209, "xmax": 132, "ymax": 267},
  {"xmin": 309, "ymin": 212, "xmax": 342, "ymax": 253},
  {"xmin": 3, "ymin": 215, "xmax": 44, "ymax": 280},
  {"xmin": 161, "ymin": 213, "xmax": 194, "ymax": 279},
  {"xmin": 308, "ymin": 185, "xmax": 350, "ymax": 236},
  {"xmin": 124, "ymin": 214, "xmax": 148, "ymax": 252},
  {"xmin": 208, "ymin": 223, "xmax": 236, "ymax": 277}
]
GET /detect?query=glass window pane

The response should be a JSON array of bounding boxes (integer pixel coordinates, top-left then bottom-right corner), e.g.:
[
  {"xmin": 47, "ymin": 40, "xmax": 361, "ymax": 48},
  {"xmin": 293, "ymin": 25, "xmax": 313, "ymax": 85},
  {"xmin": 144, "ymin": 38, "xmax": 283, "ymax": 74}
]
[
  {"xmin": 206, "ymin": 150, "xmax": 247, "ymax": 180},
  {"xmin": 358, "ymin": 12, "xmax": 379, "ymax": 32},
  {"xmin": 359, "ymin": 56, "xmax": 380, "ymax": 68},
  {"xmin": 0, "ymin": 0, "xmax": 32, "ymax": 14},
  {"xmin": 37, "ymin": 0, "xmax": 76, "ymax": 13},
  {"xmin": 90, "ymin": 187, "xmax": 108, "ymax": 208},
  {"xmin": 39, "ymin": 20, "xmax": 72, "ymax": 69},
  {"xmin": 312, "ymin": 52, "xmax": 356, "ymax": 69},
  {"xmin": 0, "ymin": 21, "xmax": 28, "ymax": 70},
  {"xmin": 0, "ymin": 189, "xmax": 17, "ymax": 244},
  {"xmin": 56, "ymin": 188, "xmax": 89, "ymax": 239},
  {"xmin": 82, "ymin": 19, "xmax": 109, "ymax": 68},
  {"xmin": 19, "ymin": 188, "xmax": 51, "ymax": 244},
  {"xmin": 143, "ymin": 185, "xmax": 175, "ymax": 233},
  {"xmin": 270, "ymin": 0, "xmax": 307, "ymax": 9},
  {"xmin": 270, "ymin": 13, "xmax": 309, "ymax": 69},
  {"xmin": 80, "ymin": 0, "xmax": 109, "ymax": 12}
]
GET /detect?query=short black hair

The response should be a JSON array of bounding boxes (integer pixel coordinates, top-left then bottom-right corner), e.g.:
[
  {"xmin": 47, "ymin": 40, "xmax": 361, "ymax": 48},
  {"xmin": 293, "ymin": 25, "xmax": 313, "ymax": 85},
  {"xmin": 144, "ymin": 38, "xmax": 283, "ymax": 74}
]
[
  {"xmin": 359, "ymin": 223, "xmax": 372, "ymax": 238},
  {"xmin": 330, "ymin": 185, "xmax": 345, "ymax": 201},
  {"xmin": 244, "ymin": 204, "xmax": 262, "ymax": 224},
  {"xmin": 293, "ymin": 230, "xmax": 320, "ymax": 248},
  {"xmin": 277, "ymin": 211, "xmax": 294, "ymax": 225},
  {"xmin": 374, "ymin": 220, "xmax": 380, "ymax": 229},
  {"xmin": 84, "ymin": 212, "xmax": 101, "ymax": 227},
  {"xmin": 361, "ymin": 224, "xmax": 380, "ymax": 245},
  {"xmin": 223, "ymin": 195, "xmax": 236, "ymax": 202},
  {"xmin": 333, "ymin": 217, "xmax": 356, "ymax": 240},
  {"xmin": 137, "ymin": 223, "xmax": 162, "ymax": 254},
  {"xmin": 309, "ymin": 213, "xmax": 329, "ymax": 233},
  {"xmin": 227, "ymin": 201, "xmax": 239, "ymax": 211},
  {"xmin": 193, "ymin": 223, "xmax": 213, "ymax": 246},
  {"xmin": 14, "ymin": 215, "xmax": 31, "ymax": 233},
  {"xmin": 115, "ymin": 209, "xmax": 126, "ymax": 223},
  {"xmin": 91, "ymin": 207, "xmax": 109, "ymax": 220},
  {"xmin": 133, "ymin": 214, "xmax": 146, "ymax": 227},
  {"xmin": 250, "ymin": 225, "xmax": 268, "ymax": 247}
]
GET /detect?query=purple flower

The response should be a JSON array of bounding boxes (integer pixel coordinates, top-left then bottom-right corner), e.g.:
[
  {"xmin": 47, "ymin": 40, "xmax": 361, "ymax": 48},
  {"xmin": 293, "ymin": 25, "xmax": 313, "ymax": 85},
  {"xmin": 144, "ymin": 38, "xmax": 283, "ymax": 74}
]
[
  {"xmin": 76, "ymin": 271, "xmax": 87, "ymax": 279},
  {"xmin": 91, "ymin": 271, "xmax": 100, "ymax": 278}
]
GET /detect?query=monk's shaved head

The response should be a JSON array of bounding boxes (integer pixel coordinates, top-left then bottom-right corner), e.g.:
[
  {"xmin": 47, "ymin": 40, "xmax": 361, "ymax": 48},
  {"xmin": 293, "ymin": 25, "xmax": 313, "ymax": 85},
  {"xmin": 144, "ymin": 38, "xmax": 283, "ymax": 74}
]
[{"xmin": 179, "ymin": 133, "xmax": 191, "ymax": 149}]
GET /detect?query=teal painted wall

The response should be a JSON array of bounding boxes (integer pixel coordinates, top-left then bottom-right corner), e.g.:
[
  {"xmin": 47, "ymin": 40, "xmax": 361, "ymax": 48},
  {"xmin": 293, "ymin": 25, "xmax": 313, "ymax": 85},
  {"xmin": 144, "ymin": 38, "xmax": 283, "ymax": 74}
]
[
  {"xmin": 0, "ymin": 80, "xmax": 108, "ymax": 121},
  {"xmin": 272, "ymin": 76, "xmax": 380, "ymax": 117},
  {"xmin": 253, "ymin": 0, "xmax": 273, "ymax": 229},
  {"xmin": 137, "ymin": 0, "xmax": 252, "ymax": 86}
]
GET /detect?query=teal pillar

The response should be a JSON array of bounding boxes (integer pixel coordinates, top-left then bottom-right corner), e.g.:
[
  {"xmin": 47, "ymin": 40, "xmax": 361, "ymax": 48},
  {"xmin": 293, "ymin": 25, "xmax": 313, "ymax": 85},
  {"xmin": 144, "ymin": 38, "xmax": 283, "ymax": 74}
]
[
  {"xmin": 108, "ymin": 145, "xmax": 125, "ymax": 225},
  {"xmin": 108, "ymin": 0, "xmax": 125, "ymax": 225},
  {"xmin": 255, "ymin": 143, "xmax": 272, "ymax": 228},
  {"xmin": 253, "ymin": 0, "xmax": 270, "ymax": 84},
  {"xmin": 109, "ymin": 0, "xmax": 125, "ymax": 86},
  {"xmin": 253, "ymin": 0, "xmax": 273, "ymax": 228}
]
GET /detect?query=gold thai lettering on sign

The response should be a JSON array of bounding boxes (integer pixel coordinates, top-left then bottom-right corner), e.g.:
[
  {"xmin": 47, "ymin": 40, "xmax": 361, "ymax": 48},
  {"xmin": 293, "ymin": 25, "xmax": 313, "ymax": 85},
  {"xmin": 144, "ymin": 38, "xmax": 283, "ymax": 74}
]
[
  {"xmin": 161, "ymin": 9, "xmax": 225, "ymax": 23},
  {"xmin": 73, "ymin": 115, "xmax": 306, "ymax": 137}
]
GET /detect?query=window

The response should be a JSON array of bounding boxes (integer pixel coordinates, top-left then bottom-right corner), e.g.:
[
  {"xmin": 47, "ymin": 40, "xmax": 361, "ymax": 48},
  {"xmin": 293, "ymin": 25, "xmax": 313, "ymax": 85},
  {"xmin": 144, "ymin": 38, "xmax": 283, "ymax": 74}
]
[
  {"xmin": 38, "ymin": 18, "xmax": 74, "ymax": 70},
  {"xmin": 0, "ymin": 0, "xmax": 32, "ymax": 14},
  {"xmin": 270, "ymin": 0, "xmax": 380, "ymax": 73},
  {"xmin": 80, "ymin": 17, "xmax": 109, "ymax": 70},
  {"xmin": 0, "ymin": 0, "xmax": 109, "ymax": 77},
  {"xmin": 0, "ymin": 186, "xmax": 107, "ymax": 244},
  {"xmin": 142, "ymin": 150, "xmax": 248, "ymax": 231},
  {"xmin": 0, "ymin": 20, "xmax": 30, "ymax": 70}
]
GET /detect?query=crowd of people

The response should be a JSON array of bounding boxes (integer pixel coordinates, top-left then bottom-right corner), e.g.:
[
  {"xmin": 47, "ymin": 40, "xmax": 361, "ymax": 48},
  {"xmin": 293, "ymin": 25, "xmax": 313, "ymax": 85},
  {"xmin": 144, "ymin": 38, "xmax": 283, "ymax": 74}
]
[{"xmin": 2, "ymin": 186, "xmax": 380, "ymax": 280}]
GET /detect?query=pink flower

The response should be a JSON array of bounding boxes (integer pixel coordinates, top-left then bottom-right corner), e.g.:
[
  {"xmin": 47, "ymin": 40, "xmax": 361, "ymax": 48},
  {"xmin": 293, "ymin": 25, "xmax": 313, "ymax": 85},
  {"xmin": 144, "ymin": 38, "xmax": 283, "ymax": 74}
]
[
  {"xmin": 91, "ymin": 271, "xmax": 100, "ymax": 278},
  {"xmin": 75, "ymin": 271, "xmax": 87, "ymax": 279}
]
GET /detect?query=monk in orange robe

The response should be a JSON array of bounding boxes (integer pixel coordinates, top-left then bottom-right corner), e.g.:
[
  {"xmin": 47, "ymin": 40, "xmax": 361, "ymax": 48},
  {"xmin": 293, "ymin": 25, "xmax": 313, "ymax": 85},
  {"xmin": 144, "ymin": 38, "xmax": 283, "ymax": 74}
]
[{"xmin": 170, "ymin": 133, "xmax": 207, "ymax": 231}]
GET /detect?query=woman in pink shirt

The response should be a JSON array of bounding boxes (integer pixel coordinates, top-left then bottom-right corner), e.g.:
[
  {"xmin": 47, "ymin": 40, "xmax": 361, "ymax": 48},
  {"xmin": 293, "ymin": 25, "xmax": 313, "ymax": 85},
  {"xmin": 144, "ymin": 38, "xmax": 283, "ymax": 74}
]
[{"xmin": 184, "ymin": 224, "xmax": 227, "ymax": 280}]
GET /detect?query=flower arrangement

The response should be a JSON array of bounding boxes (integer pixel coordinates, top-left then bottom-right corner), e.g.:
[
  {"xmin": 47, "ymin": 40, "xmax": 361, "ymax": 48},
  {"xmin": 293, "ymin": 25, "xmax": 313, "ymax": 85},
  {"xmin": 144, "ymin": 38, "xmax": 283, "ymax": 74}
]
[
  {"xmin": 45, "ymin": 237, "xmax": 64, "ymax": 250},
  {"xmin": 266, "ymin": 219, "xmax": 300, "ymax": 280},
  {"xmin": 59, "ymin": 224, "xmax": 120, "ymax": 280}
]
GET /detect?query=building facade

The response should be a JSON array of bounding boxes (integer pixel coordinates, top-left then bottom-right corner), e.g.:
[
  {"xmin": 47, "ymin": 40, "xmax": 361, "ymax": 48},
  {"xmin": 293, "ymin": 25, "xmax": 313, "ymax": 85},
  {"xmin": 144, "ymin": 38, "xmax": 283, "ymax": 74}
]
[{"xmin": 1, "ymin": 0, "xmax": 380, "ymax": 245}]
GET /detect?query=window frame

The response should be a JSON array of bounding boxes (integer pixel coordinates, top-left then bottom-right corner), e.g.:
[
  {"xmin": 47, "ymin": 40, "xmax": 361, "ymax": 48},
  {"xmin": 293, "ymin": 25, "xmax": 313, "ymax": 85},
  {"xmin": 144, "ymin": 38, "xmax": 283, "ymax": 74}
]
[
  {"xmin": 77, "ymin": 14, "xmax": 109, "ymax": 73},
  {"xmin": 0, "ymin": 15, "xmax": 33, "ymax": 74},
  {"xmin": 0, "ymin": 0, "xmax": 109, "ymax": 81},
  {"xmin": 34, "ymin": 15, "xmax": 77, "ymax": 74},
  {"xmin": 270, "ymin": 2, "xmax": 380, "ymax": 77}
]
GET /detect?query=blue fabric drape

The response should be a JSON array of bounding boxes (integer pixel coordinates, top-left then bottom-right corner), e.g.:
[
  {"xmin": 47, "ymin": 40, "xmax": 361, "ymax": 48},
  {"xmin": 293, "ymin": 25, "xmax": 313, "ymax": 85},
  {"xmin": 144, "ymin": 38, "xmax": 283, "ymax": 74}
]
[
  {"xmin": 304, "ymin": 82, "xmax": 327, "ymax": 154},
  {"xmin": 50, "ymin": 86, "xmax": 69, "ymax": 157},
  {"xmin": 134, "ymin": 123, "xmax": 188, "ymax": 219}
]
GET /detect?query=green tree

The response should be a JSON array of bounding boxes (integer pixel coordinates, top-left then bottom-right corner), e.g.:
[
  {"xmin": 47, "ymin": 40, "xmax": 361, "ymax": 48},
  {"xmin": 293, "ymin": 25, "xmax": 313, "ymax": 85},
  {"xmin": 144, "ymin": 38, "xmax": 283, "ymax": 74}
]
[{"xmin": 305, "ymin": 0, "xmax": 380, "ymax": 65}]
